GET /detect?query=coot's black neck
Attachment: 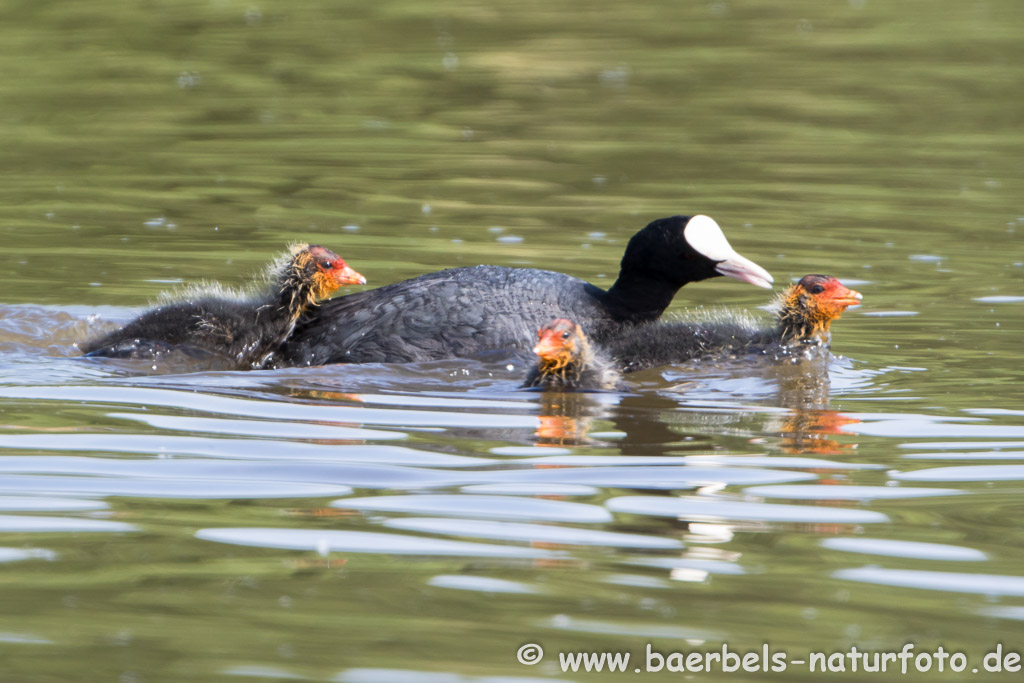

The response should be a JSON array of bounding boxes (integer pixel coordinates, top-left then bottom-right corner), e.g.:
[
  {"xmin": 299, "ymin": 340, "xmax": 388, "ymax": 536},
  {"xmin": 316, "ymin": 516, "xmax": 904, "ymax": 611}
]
[{"xmin": 600, "ymin": 274, "xmax": 682, "ymax": 325}]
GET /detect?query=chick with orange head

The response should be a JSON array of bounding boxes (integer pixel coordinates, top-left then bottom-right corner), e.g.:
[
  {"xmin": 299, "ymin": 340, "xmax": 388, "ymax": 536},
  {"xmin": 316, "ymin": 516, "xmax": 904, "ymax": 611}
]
[
  {"xmin": 606, "ymin": 274, "xmax": 863, "ymax": 372},
  {"xmin": 81, "ymin": 243, "xmax": 365, "ymax": 370},
  {"xmin": 522, "ymin": 318, "xmax": 622, "ymax": 391}
]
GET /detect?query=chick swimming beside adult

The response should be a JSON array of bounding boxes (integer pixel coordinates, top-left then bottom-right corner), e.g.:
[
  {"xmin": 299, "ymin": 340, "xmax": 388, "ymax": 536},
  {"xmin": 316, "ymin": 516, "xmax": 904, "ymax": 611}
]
[
  {"xmin": 80, "ymin": 244, "xmax": 365, "ymax": 369},
  {"xmin": 606, "ymin": 274, "xmax": 863, "ymax": 373}
]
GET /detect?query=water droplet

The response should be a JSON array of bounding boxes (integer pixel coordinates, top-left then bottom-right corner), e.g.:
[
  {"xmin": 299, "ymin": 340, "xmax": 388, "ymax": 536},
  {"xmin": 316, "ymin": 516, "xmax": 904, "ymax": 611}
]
[{"xmin": 177, "ymin": 72, "xmax": 202, "ymax": 89}]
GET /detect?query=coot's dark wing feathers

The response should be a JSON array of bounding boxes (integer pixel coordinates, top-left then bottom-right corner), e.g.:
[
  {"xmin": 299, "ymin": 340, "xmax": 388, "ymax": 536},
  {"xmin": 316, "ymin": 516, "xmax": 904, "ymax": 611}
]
[{"xmin": 281, "ymin": 265, "xmax": 608, "ymax": 365}]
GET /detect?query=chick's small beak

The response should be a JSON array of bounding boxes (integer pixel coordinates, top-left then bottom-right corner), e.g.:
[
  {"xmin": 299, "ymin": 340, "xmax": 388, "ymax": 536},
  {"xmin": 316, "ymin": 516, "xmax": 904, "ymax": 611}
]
[
  {"xmin": 336, "ymin": 264, "xmax": 366, "ymax": 286},
  {"xmin": 533, "ymin": 332, "xmax": 564, "ymax": 359},
  {"xmin": 831, "ymin": 284, "xmax": 863, "ymax": 308}
]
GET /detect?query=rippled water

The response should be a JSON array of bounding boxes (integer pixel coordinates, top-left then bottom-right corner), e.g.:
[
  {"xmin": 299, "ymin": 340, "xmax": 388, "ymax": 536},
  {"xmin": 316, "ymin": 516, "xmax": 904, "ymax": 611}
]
[{"xmin": 1, "ymin": 0, "xmax": 1023, "ymax": 680}]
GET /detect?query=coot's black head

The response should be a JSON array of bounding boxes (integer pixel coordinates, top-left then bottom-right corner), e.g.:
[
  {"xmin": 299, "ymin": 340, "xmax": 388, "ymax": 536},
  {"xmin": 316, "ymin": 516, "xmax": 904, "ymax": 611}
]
[{"xmin": 618, "ymin": 215, "xmax": 773, "ymax": 290}]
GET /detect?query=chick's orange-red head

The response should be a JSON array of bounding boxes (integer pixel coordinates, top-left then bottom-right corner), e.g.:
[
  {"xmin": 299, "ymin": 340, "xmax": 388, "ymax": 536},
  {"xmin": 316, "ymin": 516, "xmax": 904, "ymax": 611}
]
[
  {"xmin": 533, "ymin": 318, "xmax": 582, "ymax": 370},
  {"xmin": 305, "ymin": 245, "xmax": 366, "ymax": 298},
  {"xmin": 795, "ymin": 274, "xmax": 862, "ymax": 318},
  {"xmin": 780, "ymin": 274, "xmax": 862, "ymax": 340}
]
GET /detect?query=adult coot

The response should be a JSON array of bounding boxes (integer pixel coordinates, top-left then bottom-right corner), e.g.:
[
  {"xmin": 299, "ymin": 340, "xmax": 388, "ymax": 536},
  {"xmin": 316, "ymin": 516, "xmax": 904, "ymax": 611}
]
[
  {"xmin": 522, "ymin": 318, "xmax": 621, "ymax": 391},
  {"xmin": 277, "ymin": 215, "xmax": 773, "ymax": 365},
  {"xmin": 80, "ymin": 244, "xmax": 365, "ymax": 369},
  {"xmin": 607, "ymin": 274, "xmax": 862, "ymax": 372}
]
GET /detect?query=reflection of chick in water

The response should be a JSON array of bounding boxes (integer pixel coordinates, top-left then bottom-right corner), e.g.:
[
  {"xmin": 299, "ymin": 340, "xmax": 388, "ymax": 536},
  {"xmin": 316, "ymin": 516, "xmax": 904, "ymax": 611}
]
[
  {"xmin": 773, "ymin": 356, "xmax": 833, "ymax": 409},
  {"xmin": 774, "ymin": 408, "xmax": 862, "ymax": 455},
  {"xmin": 535, "ymin": 392, "xmax": 620, "ymax": 447},
  {"xmin": 768, "ymin": 358, "xmax": 861, "ymax": 455},
  {"xmin": 536, "ymin": 393, "xmax": 594, "ymax": 446}
]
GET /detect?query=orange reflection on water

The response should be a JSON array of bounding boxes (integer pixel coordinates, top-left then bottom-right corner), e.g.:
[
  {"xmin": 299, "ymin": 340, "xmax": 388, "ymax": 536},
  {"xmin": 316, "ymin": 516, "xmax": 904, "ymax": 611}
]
[{"xmin": 779, "ymin": 409, "xmax": 861, "ymax": 455}]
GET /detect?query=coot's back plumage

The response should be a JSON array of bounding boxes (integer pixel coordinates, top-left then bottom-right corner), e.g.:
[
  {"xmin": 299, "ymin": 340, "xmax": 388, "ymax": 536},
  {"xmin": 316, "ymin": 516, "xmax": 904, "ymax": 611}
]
[
  {"xmin": 279, "ymin": 266, "xmax": 608, "ymax": 365},
  {"xmin": 277, "ymin": 215, "xmax": 774, "ymax": 366}
]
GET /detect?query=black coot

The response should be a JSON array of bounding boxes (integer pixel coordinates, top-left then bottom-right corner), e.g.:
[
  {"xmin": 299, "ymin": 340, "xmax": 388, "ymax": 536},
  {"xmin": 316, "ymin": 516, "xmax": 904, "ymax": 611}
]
[
  {"xmin": 277, "ymin": 215, "xmax": 773, "ymax": 365},
  {"xmin": 80, "ymin": 244, "xmax": 365, "ymax": 369}
]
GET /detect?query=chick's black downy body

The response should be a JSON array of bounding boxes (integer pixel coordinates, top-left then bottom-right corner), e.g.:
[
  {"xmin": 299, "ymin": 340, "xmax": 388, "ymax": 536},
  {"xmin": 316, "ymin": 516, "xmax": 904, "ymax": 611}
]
[
  {"xmin": 80, "ymin": 245, "xmax": 364, "ymax": 369},
  {"xmin": 607, "ymin": 274, "xmax": 863, "ymax": 372}
]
